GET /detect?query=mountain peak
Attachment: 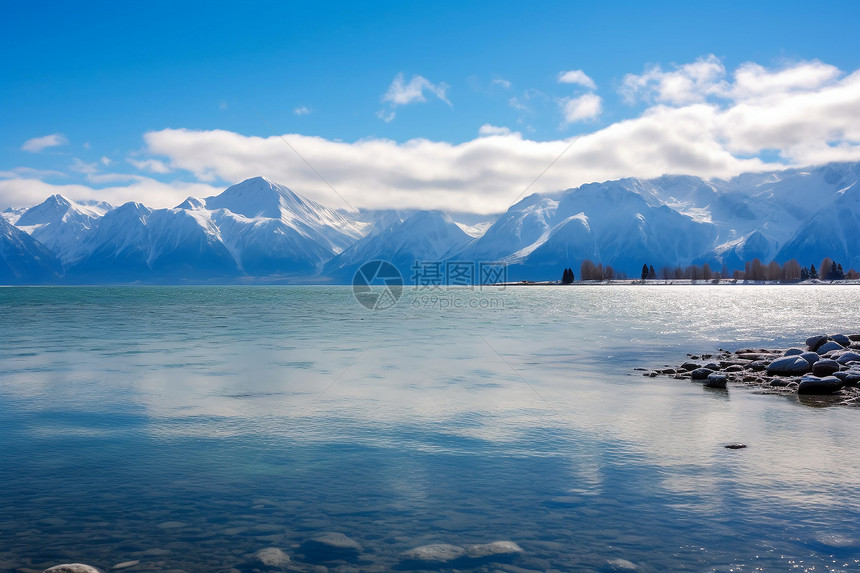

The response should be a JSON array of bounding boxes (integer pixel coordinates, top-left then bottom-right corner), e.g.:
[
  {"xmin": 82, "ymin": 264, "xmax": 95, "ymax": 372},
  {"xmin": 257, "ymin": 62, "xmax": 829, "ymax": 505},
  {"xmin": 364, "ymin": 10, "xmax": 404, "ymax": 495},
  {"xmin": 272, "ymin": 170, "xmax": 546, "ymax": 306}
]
[{"xmin": 205, "ymin": 176, "xmax": 303, "ymax": 219}]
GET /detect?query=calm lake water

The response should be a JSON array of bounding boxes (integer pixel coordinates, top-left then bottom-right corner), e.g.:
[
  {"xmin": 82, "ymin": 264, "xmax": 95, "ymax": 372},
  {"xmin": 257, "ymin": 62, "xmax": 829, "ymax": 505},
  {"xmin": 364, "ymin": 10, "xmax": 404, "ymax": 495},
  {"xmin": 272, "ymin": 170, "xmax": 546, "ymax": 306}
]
[{"xmin": 1, "ymin": 285, "xmax": 859, "ymax": 573}]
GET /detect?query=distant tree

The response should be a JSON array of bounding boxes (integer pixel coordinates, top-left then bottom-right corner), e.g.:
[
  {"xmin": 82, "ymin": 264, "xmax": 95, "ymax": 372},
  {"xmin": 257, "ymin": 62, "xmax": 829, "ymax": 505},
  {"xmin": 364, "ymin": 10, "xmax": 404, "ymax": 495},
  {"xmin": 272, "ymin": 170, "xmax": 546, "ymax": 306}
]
[
  {"xmin": 702, "ymin": 263, "xmax": 712, "ymax": 281},
  {"xmin": 561, "ymin": 267, "xmax": 574, "ymax": 284},
  {"xmin": 820, "ymin": 257, "xmax": 834, "ymax": 280},
  {"xmin": 782, "ymin": 259, "xmax": 801, "ymax": 282},
  {"xmin": 809, "ymin": 264, "xmax": 819, "ymax": 280},
  {"xmin": 660, "ymin": 266, "xmax": 673, "ymax": 281},
  {"xmin": 581, "ymin": 260, "xmax": 600, "ymax": 281},
  {"xmin": 648, "ymin": 265, "xmax": 656, "ymax": 279},
  {"xmin": 801, "ymin": 266, "xmax": 810, "ymax": 281},
  {"xmin": 733, "ymin": 270, "xmax": 745, "ymax": 280},
  {"xmin": 603, "ymin": 265, "xmax": 614, "ymax": 281},
  {"xmin": 745, "ymin": 258, "xmax": 765, "ymax": 281},
  {"xmin": 837, "ymin": 263, "xmax": 845, "ymax": 279},
  {"xmin": 848, "ymin": 269, "xmax": 860, "ymax": 280},
  {"xmin": 720, "ymin": 263, "xmax": 729, "ymax": 279},
  {"xmin": 766, "ymin": 260, "xmax": 782, "ymax": 281},
  {"xmin": 641, "ymin": 264, "xmax": 649, "ymax": 281}
]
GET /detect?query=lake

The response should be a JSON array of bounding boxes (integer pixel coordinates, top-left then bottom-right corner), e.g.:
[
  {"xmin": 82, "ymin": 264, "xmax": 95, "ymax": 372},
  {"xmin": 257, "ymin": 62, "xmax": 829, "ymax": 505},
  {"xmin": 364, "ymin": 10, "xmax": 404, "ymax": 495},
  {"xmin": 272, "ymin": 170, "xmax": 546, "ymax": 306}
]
[{"xmin": 1, "ymin": 285, "xmax": 859, "ymax": 572}]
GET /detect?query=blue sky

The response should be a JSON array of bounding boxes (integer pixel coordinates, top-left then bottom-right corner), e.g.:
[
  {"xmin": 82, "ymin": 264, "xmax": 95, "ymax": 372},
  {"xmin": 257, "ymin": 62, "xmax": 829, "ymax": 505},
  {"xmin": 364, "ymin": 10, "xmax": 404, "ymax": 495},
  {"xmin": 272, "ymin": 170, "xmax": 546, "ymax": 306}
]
[{"xmin": 3, "ymin": 1, "xmax": 860, "ymax": 213}]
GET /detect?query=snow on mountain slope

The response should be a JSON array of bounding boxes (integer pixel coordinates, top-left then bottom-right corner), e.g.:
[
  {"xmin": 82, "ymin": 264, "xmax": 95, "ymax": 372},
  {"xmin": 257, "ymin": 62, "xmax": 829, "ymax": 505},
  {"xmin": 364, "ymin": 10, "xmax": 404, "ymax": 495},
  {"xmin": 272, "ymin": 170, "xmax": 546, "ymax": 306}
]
[
  {"xmin": 0, "ymin": 216, "xmax": 62, "ymax": 283},
  {"xmin": 324, "ymin": 210, "xmax": 473, "ymax": 282},
  {"xmin": 68, "ymin": 202, "xmax": 238, "ymax": 281},
  {"xmin": 14, "ymin": 194, "xmax": 113, "ymax": 266},
  {"xmin": 775, "ymin": 180, "xmax": 860, "ymax": 271},
  {"xmin": 204, "ymin": 177, "xmax": 368, "ymax": 252}
]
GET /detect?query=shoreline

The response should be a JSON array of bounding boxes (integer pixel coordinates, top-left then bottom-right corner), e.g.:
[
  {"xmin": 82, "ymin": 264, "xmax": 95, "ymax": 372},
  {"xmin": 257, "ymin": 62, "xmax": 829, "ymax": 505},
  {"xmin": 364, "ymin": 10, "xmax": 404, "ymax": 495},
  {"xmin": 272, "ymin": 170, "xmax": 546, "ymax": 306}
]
[{"xmin": 641, "ymin": 333, "xmax": 860, "ymax": 406}]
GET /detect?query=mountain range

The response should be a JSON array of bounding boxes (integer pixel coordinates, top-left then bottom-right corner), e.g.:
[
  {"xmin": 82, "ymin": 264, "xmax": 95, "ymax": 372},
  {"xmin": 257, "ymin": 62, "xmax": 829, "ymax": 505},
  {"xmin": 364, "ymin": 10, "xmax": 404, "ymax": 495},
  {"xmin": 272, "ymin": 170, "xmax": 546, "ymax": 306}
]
[{"xmin": 2, "ymin": 162, "xmax": 859, "ymax": 284}]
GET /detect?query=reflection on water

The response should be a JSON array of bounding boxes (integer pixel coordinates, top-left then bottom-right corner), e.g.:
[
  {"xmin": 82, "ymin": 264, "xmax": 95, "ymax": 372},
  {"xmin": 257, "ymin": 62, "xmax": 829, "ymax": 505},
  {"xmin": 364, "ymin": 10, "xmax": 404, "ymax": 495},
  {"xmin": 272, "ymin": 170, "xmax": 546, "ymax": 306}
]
[{"xmin": 1, "ymin": 285, "xmax": 859, "ymax": 572}]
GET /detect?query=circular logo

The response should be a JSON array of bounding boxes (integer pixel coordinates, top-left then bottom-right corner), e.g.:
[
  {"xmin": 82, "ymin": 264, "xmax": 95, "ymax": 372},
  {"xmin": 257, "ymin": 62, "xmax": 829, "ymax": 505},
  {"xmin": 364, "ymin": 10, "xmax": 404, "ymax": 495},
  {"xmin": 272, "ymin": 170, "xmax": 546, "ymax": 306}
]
[{"xmin": 352, "ymin": 260, "xmax": 403, "ymax": 310}]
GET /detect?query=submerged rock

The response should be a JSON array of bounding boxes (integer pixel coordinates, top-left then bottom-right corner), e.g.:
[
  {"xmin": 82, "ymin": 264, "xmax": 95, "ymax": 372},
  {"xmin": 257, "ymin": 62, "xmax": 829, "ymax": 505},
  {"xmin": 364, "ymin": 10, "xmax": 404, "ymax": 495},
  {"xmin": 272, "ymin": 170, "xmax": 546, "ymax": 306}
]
[
  {"xmin": 301, "ymin": 532, "xmax": 362, "ymax": 561},
  {"xmin": 464, "ymin": 540, "xmax": 524, "ymax": 559},
  {"xmin": 43, "ymin": 565, "xmax": 102, "ymax": 573},
  {"xmin": 607, "ymin": 558, "xmax": 638, "ymax": 570},
  {"xmin": 401, "ymin": 543, "xmax": 465, "ymax": 563},
  {"xmin": 256, "ymin": 547, "xmax": 291, "ymax": 567},
  {"xmin": 830, "ymin": 334, "xmax": 851, "ymax": 347}
]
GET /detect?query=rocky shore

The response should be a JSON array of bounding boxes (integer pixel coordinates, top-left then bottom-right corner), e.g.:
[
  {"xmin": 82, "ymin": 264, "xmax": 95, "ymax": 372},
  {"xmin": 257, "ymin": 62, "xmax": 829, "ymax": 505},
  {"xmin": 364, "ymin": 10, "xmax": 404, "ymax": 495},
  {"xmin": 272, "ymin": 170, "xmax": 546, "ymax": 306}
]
[{"xmin": 641, "ymin": 333, "xmax": 860, "ymax": 406}]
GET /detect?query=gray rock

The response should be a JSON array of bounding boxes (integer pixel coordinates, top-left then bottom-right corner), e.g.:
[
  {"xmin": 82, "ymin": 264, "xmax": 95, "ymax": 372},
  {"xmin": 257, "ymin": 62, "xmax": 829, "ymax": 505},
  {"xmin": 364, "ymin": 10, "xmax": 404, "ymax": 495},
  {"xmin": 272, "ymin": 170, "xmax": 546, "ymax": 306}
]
[
  {"xmin": 784, "ymin": 348, "xmax": 804, "ymax": 356},
  {"xmin": 465, "ymin": 541, "xmax": 524, "ymax": 559},
  {"xmin": 817, "ymin": 341, "xmax": 844, "ymax": 354},
  {"xmin": 301, "ymin": 532, "xmax": 362, "ymax": 561},
  {"xmin": 812, "ymin": 359, "xmax": 840, "ymax": 377},
  {"xmin": 724, "ymin": 364, "xmax": 744, "ymax": 372},
  {"xmin": 748, "ymin": 360, "xmax": 770, "ymax": 371},
  {"xmin": 849, "ymin": 334, "xmax": 860, "ymax": 342},
  {"xmin": 256, "ymin": 547, "xmax": 291, "ymax": 567},
  {"xmin": 806, "ymin": 335, "xmax": 828, "ymax": 351},
  {"xmin": 830, "ymin": 334, "xmax": 851, "ymax": 346},
  {"xmin": 607, "ymin": 558, "xmax": 638, "ymax": 570},
  {"xmin": 44, "ymin": 566, "xmax": 102, "ymax": 573},
  {"xmin": 401, "ymin": 544, "xmax": 465, "ymax": 563},
  {"xmin": 766, "ymin": 356, "xmax": 811, "ymax": 375},
  {"xmin": 111, "ymin": 562, "xmax": 139, "ymax": 571},
  {"xmin": 690, "ymin": 368, "xmax": 714, "ymax": 380},
  {"xmin": 835, "ymin": 351, "xmax": 860, "ymax": 364},
  {"xmin": 798, "ymin": 376, "xmax": 844, "ymax": 395},
  {"xmin": 703, "ymin": 362, "xmax": 720, "ymax": 370},
  {"xmin": 705, "ymin": 373, "xmax": 728, "ymax": 388},
  {"xmin": 800, "ymin": 351, "xmax": 820, "ymax": 365},
  {"xmin": 680, "ymin": 362, "xmax": 700, "ymax": 371}
]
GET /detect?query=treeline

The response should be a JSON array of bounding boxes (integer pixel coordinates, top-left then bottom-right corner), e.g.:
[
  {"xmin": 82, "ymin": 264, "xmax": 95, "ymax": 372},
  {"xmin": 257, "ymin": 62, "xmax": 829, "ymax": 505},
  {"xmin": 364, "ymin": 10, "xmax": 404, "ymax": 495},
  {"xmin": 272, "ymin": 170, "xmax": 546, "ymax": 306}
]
[{"xmin": 570, "ymin": 257, "xmax": 859, "ymax": 282}]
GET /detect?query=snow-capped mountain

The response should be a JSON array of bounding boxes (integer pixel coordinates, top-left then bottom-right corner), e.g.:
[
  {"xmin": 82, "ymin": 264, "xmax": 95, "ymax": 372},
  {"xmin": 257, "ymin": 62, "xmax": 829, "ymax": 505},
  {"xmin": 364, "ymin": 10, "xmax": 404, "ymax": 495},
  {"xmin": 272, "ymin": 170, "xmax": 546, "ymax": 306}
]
[
  {"xmin": 14, "ymin": 194, "xmax": 112, "ymax": 266},
  {"xmin": 0, "ymin": 216, "xmax": 62, "ymax": 283},
  {"xmin": 323, "ymin": 210, "xmax": 473, "ymax": 282},
  {"xmin": 2, "ymin": 163, "xmax": 860, "ymax": 284}
]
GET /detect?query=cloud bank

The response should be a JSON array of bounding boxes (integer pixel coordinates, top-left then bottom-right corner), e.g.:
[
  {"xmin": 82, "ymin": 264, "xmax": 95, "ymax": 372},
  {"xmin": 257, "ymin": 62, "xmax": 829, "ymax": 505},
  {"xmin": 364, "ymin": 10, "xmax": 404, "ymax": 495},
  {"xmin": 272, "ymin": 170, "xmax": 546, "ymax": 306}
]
[
  {"xmin": 4, "ymin": 57, "xmax": 860, "ymax": 214},
  {"xmin": 21, "ymin": 133, "xmax": 68, "ymax": 153}
]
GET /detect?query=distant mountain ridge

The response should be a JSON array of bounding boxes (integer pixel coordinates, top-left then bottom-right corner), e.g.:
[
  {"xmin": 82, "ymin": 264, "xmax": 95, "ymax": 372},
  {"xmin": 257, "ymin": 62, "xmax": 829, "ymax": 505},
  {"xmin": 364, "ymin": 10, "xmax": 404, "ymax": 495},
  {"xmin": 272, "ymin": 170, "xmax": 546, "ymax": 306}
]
[{"xmin": 2, "ymin": 164, "xmax": 859, "ymax": 284}]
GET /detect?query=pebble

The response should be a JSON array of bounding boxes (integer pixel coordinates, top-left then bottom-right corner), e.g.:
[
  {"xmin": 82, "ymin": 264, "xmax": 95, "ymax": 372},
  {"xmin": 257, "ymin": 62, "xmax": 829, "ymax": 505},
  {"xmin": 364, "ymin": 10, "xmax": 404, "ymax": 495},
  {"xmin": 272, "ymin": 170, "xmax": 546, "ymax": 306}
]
[
  {"xmin": 607, "ymin": 558, "xmax": 638, "ymax": 570},
  {"xmin": 111, "ymin": 562, "xmax": 139, "ymax": 570}
]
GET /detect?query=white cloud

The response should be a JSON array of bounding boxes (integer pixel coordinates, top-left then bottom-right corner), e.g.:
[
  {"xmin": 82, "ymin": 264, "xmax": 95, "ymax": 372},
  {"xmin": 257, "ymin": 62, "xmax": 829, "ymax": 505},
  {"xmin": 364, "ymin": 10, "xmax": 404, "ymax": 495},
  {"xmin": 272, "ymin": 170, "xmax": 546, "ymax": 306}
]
[
  {"xmin": 0, "ymin": 176, "xmax": 223, "ymax": 210},
  {"xmin": 491, "ymin": 77, "xmax": 511, "ymax": 89},
  {"xmin": 560, "ymin": 93, "xmax": 603, "ymax": 123},
  {"xmin": 21, "ymin": 133, "xmax": 68, "ymax": 153},
  {"xmin": 382, "ymin": 73, "xmax": 451, "ymax": 106},
  {"xmin": 128, "ymin": 158, "xmax": 172, "ymax": 174},
  {"xmin": 558, "ymin": 69, "xmax": 596, "ymax": 89},
  {"xmin": 478, "ymin": 124, "xmax": 513, "ymax": 136},
  {"xmin": 621, "ymin": 54, "xmax": 727, "ymax": 105},
  {"xmin": 5, "ymin": 57, "xmax": 860, "ymax": 216},
  {"xmin": 294, "ymin": 106, "xmax": 311, "ymax": 116},
  {"xmin": 731, "ymin": 60, "xmax": 841, "ymax": 100}
]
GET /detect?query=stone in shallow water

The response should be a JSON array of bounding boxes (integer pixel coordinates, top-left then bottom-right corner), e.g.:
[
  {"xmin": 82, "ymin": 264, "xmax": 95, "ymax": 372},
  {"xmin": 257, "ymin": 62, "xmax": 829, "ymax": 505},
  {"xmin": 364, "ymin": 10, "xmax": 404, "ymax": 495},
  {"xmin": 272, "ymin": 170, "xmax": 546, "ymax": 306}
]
[
  {"xmin": 111, "ymin": 562, "xmax": 139, "ymax": 570},
  {"xmin": 766, "ymin": 356, "xmax": 810, "ymax": 375},
  {"xmin": 256, "ymin": 547, "xmax": 290, "ymax": 567},
  {"xmin": 784, "ymin": 348, "xmax": 804, "ymax": 356},
  {"xmin": 724, "ymin": 443, "xmax": 747, "ymax": 449},
  {"xmin": 798, "ymin": 376, "xmax": 843, "ymax": 395},
  {"xmin": 835, "ymin": 351, "xmax": 860, "ymax": 364},
  {"xmin": 830, "ymin": 334, "xmax": 851, "ymax": 347},
  {"xmin": 806, "ymin": 334, "xmax": 828, "ymax": 351},
  {"xmin": 401, "ymin": 543, "xmax": 465, "ymax": 563},
  {"xmin": 464, "ymin": 540, "xmax": 524, "ymax": 559},
  {"xmin": 800, "ymin": 351, "xmax": 820, "ymax": 365},
  {"xmin": 43, "ymin": 565, "xmax": 101, "ymax": 573},
  {"xmin": 812, "ymin": 359, "xmax": 840, "ymax": 377},
  {"xmin": 690, "ymin": 368, "xmax": 714, "ymax": 380},
  {"xmin": 301, "ymin": 532, "xmax": 362, "ymax": 561},
  {"xmin": 607, "ymin": 558, "xmax": 638, "ymax": 570},
  {"xmin": 705, "ymin": 373, "xmax": 728, "ymax": 388},
  {"xmin": 817, "ymin": 341, "xmax": 844, "ymax": 354}
]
